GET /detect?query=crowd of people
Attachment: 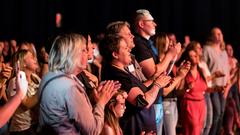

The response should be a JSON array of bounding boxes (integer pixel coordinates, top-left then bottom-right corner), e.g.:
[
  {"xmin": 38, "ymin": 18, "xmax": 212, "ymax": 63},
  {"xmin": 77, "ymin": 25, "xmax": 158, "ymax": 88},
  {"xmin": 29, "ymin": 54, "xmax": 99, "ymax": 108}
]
[{"xmin": 0, "ymin": 9, "xmax": 239, "ymax": 135}]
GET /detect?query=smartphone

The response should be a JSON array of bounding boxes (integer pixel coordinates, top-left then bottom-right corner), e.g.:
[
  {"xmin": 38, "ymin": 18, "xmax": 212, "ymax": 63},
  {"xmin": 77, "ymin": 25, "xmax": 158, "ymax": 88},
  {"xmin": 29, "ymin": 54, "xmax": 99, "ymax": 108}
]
[{"xmin": 15, "ymin": 60, "xmax": 20, "ymax": 73}]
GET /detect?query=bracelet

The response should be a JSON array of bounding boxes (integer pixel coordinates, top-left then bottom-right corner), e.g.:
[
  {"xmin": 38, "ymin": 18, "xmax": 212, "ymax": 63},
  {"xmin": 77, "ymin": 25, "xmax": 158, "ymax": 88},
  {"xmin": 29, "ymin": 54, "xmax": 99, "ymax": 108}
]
[{"xmin": 154, "ymin": 82, "xmax": 162, "ymax": 89}]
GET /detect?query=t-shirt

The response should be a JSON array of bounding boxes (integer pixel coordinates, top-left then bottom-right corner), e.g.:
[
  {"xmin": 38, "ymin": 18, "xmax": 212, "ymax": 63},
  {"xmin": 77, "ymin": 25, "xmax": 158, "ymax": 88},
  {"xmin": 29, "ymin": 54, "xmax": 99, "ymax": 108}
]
[
  {"xmin": 132, "ymin": 34, "xmax": 159, "ymax": 64},
  {"xmin": 102, "ymin": 64, "xmax": 156, "ymax": 135},
  {"xmin": 202, "ymin": 45, "xmax": 230, "ymax": 86}
]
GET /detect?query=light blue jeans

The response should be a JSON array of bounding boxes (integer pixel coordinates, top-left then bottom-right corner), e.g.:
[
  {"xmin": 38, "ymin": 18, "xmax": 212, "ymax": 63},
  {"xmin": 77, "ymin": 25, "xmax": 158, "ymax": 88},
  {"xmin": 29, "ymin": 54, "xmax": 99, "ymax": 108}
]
[
  {"xmin": 209, "ymin": 92, "xmax": 226, "ymax": 135},
  {"xmin": 203, "ymin": 93, "xmax": 213, "ymax": 135},
  {"xmin": 154, "ymin": 103, "xmax": 163, "ymax": 135},
  {"xmin": 162, "ymin": 98, "xmax": 178, "ymax": 135}
]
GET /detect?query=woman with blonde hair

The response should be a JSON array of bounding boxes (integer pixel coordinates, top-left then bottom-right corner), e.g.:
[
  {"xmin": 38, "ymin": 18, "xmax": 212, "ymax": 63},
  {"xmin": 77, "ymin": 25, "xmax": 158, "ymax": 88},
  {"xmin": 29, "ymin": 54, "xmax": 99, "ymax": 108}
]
[
  {"xmin": 101, "ymin": 90, "xmax": 127, "ymax": 135},
  {"xmin": 7, "ymin": 49, "xmax": 40, "ymax": 135},
  {"xmin": 38, "ymin": 33, "xmax": 119, "ymax": 135}
]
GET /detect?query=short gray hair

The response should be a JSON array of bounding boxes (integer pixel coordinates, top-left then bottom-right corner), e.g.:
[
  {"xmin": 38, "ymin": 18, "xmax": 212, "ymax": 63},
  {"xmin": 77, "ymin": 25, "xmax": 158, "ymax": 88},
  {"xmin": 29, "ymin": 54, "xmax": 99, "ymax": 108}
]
[
  {"xmin": 133, "ymin": 9, "xmax": 154, "ymax": 31},
  {"xmin": 48, "ymin": 33, "xmax": 86, "ymax": 74}
]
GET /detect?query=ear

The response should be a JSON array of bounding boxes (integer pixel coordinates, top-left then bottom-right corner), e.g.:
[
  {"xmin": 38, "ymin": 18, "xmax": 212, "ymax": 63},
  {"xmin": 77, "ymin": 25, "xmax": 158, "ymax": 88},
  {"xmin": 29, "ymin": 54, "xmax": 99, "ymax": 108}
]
[
  {"xmin": 112, "ymin": 51, "xmax": 119, "ymax": 59},
  {"xmin": 109, "ymin": 103, "xmax": 115, "ymax": 112},
  {"xmin": 139, "ymin": 20, "xmax": 144, "ymax": 28}
]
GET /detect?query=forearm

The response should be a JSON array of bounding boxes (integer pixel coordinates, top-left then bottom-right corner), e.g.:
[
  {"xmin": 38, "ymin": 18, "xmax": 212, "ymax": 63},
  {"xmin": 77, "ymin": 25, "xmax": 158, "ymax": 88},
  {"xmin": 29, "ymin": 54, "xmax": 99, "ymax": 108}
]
[
  {"xmin": 144, "ymin": 84, "xmax": 162, "ymax": 108},
  {"xmin": 21, "ymin": 94, "xmax": 38, "ymax": 109},
  {"xmin": 163, "ymin": 76, "xmax": 182, "ymax": 96},
  {"xmin": 0, "ymin": 93, "xmax": 22, "ymax": 127},
  {"xmin": 143, "ymin": 79, "xmax": 154, "ymax": 87},
  {"xmin": 156, "ymin": 53, "xmax": 173, "ymax": 74}
]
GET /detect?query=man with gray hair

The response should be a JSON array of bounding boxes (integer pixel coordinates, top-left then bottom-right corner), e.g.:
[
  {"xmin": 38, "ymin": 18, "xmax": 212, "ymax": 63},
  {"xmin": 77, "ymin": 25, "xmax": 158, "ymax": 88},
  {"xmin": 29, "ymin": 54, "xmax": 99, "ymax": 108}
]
[{"xmin": 132, "ymin": 9, "xmax": 182, "ymax": 135}]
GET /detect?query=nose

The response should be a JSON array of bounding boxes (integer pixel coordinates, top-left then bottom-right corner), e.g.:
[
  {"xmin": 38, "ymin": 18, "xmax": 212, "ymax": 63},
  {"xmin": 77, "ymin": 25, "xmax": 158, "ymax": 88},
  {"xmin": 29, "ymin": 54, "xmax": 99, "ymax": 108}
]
[
  {"xmin": 153, "ymin": 21, "xmax": 157, "ymax": 27},
  {"xmin": 130, "ymin": 33, "xmax": 134, "ymax": 39}
]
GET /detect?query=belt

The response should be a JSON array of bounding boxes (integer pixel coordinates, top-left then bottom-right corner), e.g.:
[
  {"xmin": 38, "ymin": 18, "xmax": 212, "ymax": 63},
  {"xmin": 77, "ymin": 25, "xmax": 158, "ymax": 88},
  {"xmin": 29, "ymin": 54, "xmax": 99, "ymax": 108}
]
[{"xmin": 163, "ymin": 98, "xmax": 177, "ymax": 102}]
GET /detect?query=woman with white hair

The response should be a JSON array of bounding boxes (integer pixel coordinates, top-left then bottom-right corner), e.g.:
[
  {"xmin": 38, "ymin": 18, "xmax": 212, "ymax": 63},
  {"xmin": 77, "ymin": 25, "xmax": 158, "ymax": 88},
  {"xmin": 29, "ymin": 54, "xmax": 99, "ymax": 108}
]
[{"xmin": 38, "ymin": 33, "xmax": 119, "ymax": 135}]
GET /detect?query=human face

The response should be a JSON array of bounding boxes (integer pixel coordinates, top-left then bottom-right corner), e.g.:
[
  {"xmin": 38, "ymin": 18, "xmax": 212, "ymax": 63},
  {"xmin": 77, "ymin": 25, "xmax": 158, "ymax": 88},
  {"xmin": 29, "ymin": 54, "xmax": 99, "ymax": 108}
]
[
  {"xmin": 226, "ymin": 44, "xmax": 233, "ymax": 57},
  {"xmin": 118, "ymin": 25, "xmax": 135, "ymax": 50},
  {"xmin": 0, "ymin": 42, "xmax": 4, "ymax": 54},
  {"xmin": 80, "ymin": 42, "xmax": 88, "ymax": 69},
  {"xmin": 23, "ymin": 52, "xmax": 38, "ymax": 72},
  {"xmin": 168, "ymin": 34, "xmax": 177, "ymax": 46},
  {"xmin": 141, "ymin": 16, "xmax": 157, "ymax": 36},
  {"xmin": 115, "ymin": 40, "xmax": 131, "ymax": 66},
  {"xmin": 113, "ymin": 94, "xmax": 126, "ymax": 118},
  {"xmin": 87, "ymin": 35, "xmax": 95, "ymax": 60},
  {"xmin": 164, "ymin": 36, "xmax": 170, "ymax": 52},
  {"xmin": 194, "ymin": 43, "xmax": 203, "ymax": 57},
  {"xmin": 188, "ymin": 50, "xmax": 199, "ymax": 65},
  {"xmin": 212, "ymin": 28, "xmax": 223, "ymax": 44}
]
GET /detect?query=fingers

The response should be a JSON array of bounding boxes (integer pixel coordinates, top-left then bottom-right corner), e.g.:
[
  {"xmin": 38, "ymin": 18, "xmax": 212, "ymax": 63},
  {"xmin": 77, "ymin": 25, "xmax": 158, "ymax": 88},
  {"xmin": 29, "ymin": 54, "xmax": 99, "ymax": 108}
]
[
  {"xmin": 97, "ymin": 80, "xmax": 119, "ymax": 105},
  {"xmin": 156, "ymin": 74, "xmax": 171, "ymax": 87},
  {"xmin": 1, "ymin": 64, "xmax": 12, "ymax": 79}
]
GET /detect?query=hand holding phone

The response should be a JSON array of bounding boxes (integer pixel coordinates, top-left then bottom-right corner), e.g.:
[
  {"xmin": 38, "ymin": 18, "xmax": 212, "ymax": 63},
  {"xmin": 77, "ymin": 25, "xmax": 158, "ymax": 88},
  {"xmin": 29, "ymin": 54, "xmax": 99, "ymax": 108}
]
[{"xmin": 15, "ymin": 61, "xmax": 28, "ymax": 99}]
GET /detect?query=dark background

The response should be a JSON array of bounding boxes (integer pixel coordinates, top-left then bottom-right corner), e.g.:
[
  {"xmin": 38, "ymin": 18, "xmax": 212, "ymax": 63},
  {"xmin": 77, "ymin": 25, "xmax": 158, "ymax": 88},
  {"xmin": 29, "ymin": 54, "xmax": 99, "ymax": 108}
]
[{"xmin": 0, "ymin": 0, "xmax": 239, "ymax": 59}]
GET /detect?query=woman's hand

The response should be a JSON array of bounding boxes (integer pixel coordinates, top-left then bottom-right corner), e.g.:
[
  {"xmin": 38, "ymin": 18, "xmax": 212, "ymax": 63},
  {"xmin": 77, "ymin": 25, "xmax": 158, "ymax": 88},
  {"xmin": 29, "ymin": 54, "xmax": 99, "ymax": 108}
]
[
  {"xmin": 1, "ymin": 63, "xmax": 12, "ymax": 80},
  {"xmin": 177, "ymin": 60, "xmax": 191, "ymax": 78},
  {"xmin": 83, "ymin": 70, "xmax": 98, "ymax": 85},
  {"xmin": 95, "ymin": 80, "xmax": 121, "ymax": 106},
  {"xmin": 16, "ymin": 71, "xmax": 28, "ymax": 100}
]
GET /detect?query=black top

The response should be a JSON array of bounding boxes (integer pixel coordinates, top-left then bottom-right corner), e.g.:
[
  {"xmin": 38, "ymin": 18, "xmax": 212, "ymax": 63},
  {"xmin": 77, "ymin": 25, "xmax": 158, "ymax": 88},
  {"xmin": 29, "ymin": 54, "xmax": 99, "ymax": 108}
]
[
  {"xmin": 163, "ymin": 72, "xmax": 177, "ymax": 99},
  {"xmin": 132, "ymin": 34, "xmax": 159, "ymax": 64},
  {"xmin": 102, "ymin": 64, "xmax": 156, "ymax": 135},
  {"xmin": 77, "ymin": 72, "xmax": 96, "ymax": 105}
]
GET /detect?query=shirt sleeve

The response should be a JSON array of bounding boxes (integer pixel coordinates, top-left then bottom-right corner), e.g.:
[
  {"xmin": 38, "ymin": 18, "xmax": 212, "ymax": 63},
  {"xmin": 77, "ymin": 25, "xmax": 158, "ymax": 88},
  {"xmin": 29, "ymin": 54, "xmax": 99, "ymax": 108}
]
[
  {"xmin": 134, "ymin": 39, "xmax": 153, "ymax": 63},
  {"xmin": 202, "ymin": 46, "xmax": 209, "ymax": 65},
  {"xmin": 65, "ymin": 85, "xmax": 104, "ymax": 135}
]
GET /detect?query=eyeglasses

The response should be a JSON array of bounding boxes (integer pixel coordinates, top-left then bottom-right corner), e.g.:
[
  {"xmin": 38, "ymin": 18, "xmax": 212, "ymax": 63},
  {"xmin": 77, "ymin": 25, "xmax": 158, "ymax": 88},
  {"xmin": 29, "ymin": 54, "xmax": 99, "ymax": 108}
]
[{"xmin": 142, "ymin": 19, "xmax": 154, "ymax": 22}]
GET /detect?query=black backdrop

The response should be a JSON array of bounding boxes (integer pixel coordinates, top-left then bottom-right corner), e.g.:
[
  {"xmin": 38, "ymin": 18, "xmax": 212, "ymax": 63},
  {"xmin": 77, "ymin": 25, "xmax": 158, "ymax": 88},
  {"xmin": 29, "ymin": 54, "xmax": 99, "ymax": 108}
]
[{"xmin": 0, "ymin": 0, "xmax": 239, "ymax": 59}]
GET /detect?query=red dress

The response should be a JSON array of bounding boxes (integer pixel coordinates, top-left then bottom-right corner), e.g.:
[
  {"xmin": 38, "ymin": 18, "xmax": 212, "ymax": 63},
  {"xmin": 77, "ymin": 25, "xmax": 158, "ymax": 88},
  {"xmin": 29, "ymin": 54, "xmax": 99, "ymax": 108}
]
[{"xmin": 181, "ymin": 71, "xmax": 207, "ymax": 135}]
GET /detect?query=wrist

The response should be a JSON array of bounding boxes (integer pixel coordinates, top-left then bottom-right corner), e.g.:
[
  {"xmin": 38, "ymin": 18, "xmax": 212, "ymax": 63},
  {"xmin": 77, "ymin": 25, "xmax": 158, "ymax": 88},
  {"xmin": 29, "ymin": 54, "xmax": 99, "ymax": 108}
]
[
  {"xmin": 16, "ymin": 91, "xmax": 24, "ymax": 100},
  {"xmin": 154, "ymin": 81, "xmax": 162, "ymax": 89}
]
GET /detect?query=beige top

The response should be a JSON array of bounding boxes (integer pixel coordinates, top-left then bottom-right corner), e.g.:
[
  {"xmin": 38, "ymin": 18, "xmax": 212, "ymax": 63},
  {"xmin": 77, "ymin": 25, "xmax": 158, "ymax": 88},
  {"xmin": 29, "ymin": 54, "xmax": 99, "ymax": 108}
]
[{"xmin": 7, "ymin": 73, "xmax": 41, "ymax": 132}]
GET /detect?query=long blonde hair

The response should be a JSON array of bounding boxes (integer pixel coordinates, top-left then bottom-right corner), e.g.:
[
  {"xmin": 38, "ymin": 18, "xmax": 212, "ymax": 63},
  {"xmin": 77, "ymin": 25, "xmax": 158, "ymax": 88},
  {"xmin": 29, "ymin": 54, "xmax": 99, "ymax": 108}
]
[
  {"xmin": 155, "ymin": 33, "xmax": 168, "ymax": 61},
  {"xmin": 104, "ymin": 91, "xmax": 126, "ymax": 135},
  {"xmin": 207, "ymin": 27, "xmax": 225, "ymax": 50}
]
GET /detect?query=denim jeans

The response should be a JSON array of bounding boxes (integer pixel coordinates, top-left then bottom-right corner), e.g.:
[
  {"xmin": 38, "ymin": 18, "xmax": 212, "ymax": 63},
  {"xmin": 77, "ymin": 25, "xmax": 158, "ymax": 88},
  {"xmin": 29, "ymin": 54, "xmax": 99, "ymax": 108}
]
[
  {"xmin": 209, "ymin": 92, "xmax": 226, "ymax": 135},
  {"xmin": 162, "ymin": 98, "xmax": 178, "ymax": 135},
  {"xmin": 203, "ymin": 93, "xmax": 213, "ymax": 135},
  {"xmin": 154, "ymin": 103, "xmax": 164, "ymax": 135}
]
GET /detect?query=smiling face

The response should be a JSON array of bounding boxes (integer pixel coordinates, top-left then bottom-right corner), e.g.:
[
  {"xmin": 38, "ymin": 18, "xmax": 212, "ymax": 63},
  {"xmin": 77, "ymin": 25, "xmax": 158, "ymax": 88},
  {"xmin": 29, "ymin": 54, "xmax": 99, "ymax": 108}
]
[
  {"xmin": 118, "ymin": 25, "xmax": 135, "ymax": 50},
  {"xmin": 113, "ymin": 94, "xmax": 126, "ymax": 118},
  {"xmin": 188, "ymin": 50, "xmax": 199, "ymax": 65},
  {"xmin": 23, "ymin": 51, "xmax": 39, "ymax": 72},
  {"xmin": 87, "ymin": 35, "xmax": 95, "ymax": 60},
  {"xmin": 194, "ymin": 43, "xmax": 203, "ymax": 57},
  {"xmin": 113, "ymin": 39, "xmax": 131, "ymax": 66}
]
